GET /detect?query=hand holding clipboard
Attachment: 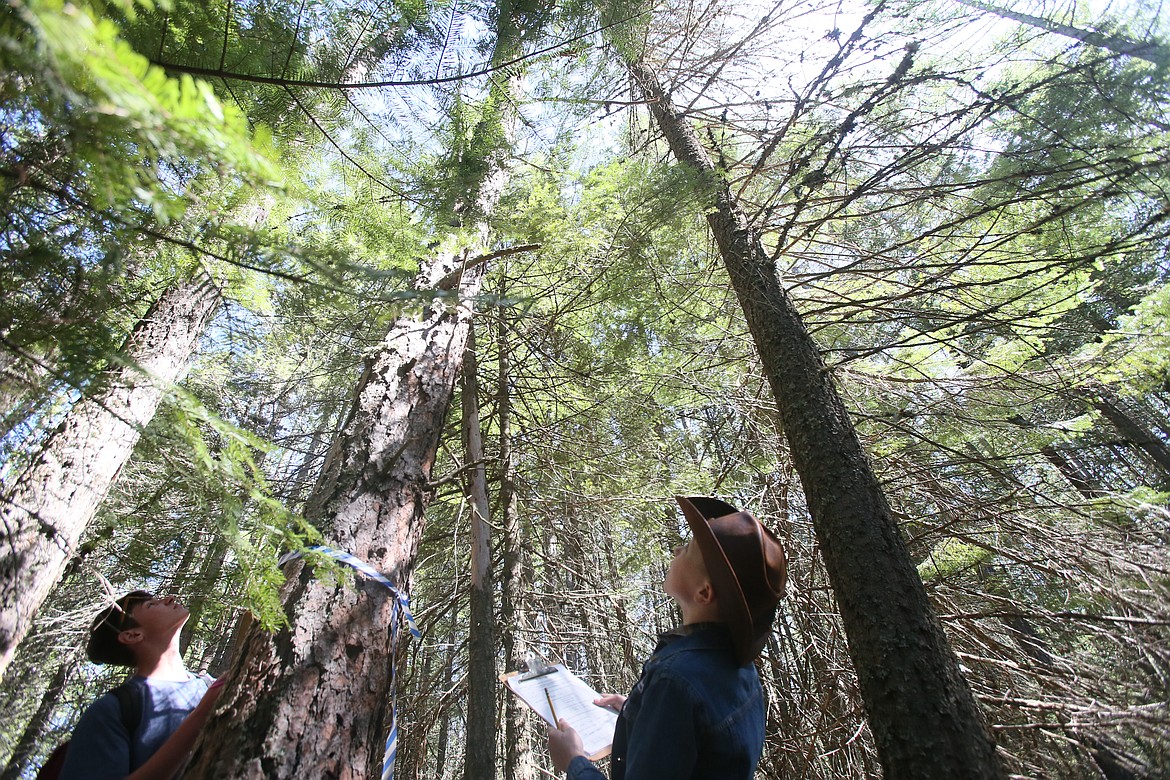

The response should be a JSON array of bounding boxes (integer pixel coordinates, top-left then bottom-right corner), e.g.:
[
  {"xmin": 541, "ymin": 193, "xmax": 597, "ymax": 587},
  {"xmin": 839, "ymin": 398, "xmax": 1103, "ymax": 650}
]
[{"xmin": 500, "ymin": 656, "xmax": 619, "ymax": 760}]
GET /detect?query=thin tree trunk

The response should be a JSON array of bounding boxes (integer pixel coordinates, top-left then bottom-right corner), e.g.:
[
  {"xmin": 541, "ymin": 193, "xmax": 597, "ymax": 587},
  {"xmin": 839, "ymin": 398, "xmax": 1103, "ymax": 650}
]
[
  {"xmin": 497, "ymin": 295, "xmax": 537, "ymax": 780},
  {"xmin": 1040, "ymin": 444, "xmax": 1107, "ymax": 499},
  {"xmin": 285, "ymin": 411, "xmax": 343, "ymax": 511},
  {"xmin": 0, "ymin": 276, "xmax": 221, "ymax": 680},
  {"xmin": 179, "ymin": 535, "xmax": 230, "ymax": 659},
  {"xmin": 0, "ymin": 655, "xmax": 74, "ymax": 780},
  {"xmin": 182, "ymin": 254, "xmax": 485, "ymax": 779},
  {"xmin": 955, "ymin": 0, "xmax": 1170, "ymax": 67},
  {"xmin": 627, "ymin": 60, "xmax": 1005, "ymax": 779},
  {"xmin": 435, "ymin": 603, "xmax": 459, "ymax": 780},
  {"xmin": 461, "ymin": 320, "xmax": 497, "ymax": 780},
  {"xmin": 450, "ymin": 6, "xmax": 534, "ymax": 775},
  {"xmin": 601, "ymin": 533, "xmax": 637, "ymax": 674},
  {"xmin": 1095, "ymin": 393, "xmax": 1170, "ymax": 479}
]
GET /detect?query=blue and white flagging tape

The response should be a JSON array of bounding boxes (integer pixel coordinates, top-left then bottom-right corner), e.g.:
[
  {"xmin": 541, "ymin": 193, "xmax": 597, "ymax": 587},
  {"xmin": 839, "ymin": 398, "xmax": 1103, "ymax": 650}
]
[
  {"xmin": 278, "ymin": 545, "xmax": 420, "ymax": 638},
  {"xmin": 278, "ymin": 544, "xmax": 420, "ymax": 780},
  {"xmin": 383, "ymin": 716, "xmax": 399, "ymax": 780}
]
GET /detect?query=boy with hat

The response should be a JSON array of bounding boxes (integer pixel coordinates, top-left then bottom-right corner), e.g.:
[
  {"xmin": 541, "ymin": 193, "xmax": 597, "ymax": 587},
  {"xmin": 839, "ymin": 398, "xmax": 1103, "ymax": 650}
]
[
  {"xmin": 547, "ymin": 496, "xmax": 787, "ymax": 780},
  {"xmin": 58, "ymin": 591, "xmax": 223, "ymax": 780}
]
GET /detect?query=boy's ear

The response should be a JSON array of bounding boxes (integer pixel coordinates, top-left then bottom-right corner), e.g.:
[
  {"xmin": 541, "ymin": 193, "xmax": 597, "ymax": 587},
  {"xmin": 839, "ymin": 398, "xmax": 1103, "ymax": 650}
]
[
  {"xmin": 118, "ymin": 628, "xmax": 144, "ymax": 647},
  {"xmin": 696, "ymin": 580, "xmax": 717, "ymax": 605}
]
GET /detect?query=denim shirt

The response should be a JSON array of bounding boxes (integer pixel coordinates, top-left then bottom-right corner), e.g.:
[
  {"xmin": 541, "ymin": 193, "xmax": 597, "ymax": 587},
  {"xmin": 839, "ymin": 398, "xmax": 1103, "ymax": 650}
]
[{"xmin": 567, "ymin": 624, "xmax": 765, "ymax": 780}]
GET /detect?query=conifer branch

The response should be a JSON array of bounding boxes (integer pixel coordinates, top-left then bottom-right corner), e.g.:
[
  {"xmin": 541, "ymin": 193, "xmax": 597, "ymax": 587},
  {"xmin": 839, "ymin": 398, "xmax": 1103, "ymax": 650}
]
[
  {"xmin": 434, "ymin": 244, "xmax": 541, "ymax": 291},
  {"xmin": 148, "ymin": 17, "xmax": 640, "ymax": 92}
]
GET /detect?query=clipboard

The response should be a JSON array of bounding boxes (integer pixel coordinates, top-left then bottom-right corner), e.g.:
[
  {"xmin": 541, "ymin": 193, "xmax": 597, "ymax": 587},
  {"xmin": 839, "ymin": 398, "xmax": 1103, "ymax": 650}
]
[{"xmin": 500, "ymin": 655, "xmax": 619, "ymax": 760}]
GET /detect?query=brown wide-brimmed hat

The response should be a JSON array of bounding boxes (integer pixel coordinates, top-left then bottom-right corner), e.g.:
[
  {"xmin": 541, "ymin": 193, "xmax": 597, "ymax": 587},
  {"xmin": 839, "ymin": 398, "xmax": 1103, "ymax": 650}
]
[{"xmin": 676, "ymin": 496, "xmax": 787, "ymax": 665}]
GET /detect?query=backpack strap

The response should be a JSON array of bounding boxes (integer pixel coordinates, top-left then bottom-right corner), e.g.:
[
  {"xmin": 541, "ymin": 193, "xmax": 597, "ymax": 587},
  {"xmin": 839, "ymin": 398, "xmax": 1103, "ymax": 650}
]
[
  {"xmin": 110, "ymin": 681, "xmax": 143, "ymax": 739},
  {"xmin": 37, "ymin": 681, "xmax": 143, "ymax": 780}
]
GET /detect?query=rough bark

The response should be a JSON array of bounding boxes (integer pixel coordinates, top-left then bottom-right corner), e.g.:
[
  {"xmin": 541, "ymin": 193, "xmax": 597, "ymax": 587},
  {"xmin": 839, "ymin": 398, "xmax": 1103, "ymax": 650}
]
[
  {"xmin": 461, "ymin": 320, "xmax": 497, "ymax": 780},
  {"xmin": 627, "ymin": 61, "xmax": 1005, "ymax": 779},
  {"xmin": 184, "ymin": 0, "xmax": 538, "ymax": 768},
  {"xmin": 0, "ymin": 276, "xmax": 221, "ymax": 679},
  {"xmin": 182, "ymin": 254, "xmax": 484, "ymax": 779}
]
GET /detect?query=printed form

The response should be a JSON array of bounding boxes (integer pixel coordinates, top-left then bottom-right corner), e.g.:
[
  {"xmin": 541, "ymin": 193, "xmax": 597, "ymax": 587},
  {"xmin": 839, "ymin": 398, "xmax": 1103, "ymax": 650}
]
[{"xmin": 502, "ymin": 664, "xmax": 620, "ymax": 760}]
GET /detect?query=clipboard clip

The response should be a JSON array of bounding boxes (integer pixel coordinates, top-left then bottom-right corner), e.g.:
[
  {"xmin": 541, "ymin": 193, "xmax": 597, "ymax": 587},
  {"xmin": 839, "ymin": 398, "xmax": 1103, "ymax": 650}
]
[{"xmin": 518, "ymin": 650, "xmax": 557, "ymax": 680}]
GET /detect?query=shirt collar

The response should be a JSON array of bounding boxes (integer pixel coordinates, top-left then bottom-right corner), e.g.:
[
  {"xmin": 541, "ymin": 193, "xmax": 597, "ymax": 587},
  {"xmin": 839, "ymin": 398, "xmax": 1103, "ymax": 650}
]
[{"xmin": 658, "ymin": 622, "xmax": 724, "ymax": 644}]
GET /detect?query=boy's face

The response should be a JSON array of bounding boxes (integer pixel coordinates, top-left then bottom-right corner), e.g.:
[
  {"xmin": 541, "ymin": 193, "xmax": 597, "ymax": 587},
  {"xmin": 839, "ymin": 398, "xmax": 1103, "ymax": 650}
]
[
  {"xmin": 664, "ymin": 537, "xmax": 711, "ymax": 604},
  {"xmin": 126, "ymin": 595, "xmax": 190, "ymax": 639}
]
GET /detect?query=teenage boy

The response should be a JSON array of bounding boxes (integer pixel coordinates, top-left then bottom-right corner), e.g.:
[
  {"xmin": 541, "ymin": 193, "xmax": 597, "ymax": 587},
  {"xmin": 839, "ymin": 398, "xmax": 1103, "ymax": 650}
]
[
  {"xmin": 59, "ymin": 591, "xmax": 224, "ymax": 780},
  {"xmin": 547, "ymin": 496, "xmax": 787, "ymax": 780}
]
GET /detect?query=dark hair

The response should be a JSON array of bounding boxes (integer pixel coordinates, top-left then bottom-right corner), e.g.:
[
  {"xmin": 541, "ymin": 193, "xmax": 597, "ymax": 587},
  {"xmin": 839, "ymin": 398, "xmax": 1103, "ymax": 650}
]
[{"xmin": 86, "ymin": 591, "xmax": 152, "ymax": 666}]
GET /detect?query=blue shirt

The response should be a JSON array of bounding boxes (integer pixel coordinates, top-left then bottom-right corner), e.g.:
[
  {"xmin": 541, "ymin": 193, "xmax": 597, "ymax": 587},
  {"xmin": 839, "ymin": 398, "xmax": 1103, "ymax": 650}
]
[
  {"xmin": 567, "ymin": 624, "xmax": 765, "ymax": 780},
  {"xmin": 60, "ymin": 674, "xmax": 211, "ymax": 780}
]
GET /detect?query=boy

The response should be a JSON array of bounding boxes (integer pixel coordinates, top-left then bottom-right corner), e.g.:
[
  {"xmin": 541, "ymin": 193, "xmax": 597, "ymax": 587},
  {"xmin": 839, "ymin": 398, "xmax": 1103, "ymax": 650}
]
[
  {"xmin": 547, "ymin": 496, "xmax": 787, "ymax": 780},
  {"xmin": 59, "ymin": 591, "xmax": 224, "ymax": 780}
]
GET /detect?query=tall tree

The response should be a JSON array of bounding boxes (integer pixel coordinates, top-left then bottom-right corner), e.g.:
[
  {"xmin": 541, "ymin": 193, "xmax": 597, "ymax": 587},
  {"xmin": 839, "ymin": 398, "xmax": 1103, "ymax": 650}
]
[
  {"xmin": 460, "ymin": 320, "xmax": 497, "ymax": 780},
  {"xmin": 955, "ymin": 0, "xmax": 1170, "ymax": 67},
  {"xmin": 0, "ymin": 276, "xmax": 221, "ymax": 679},
  {"xmin": 182, "ymin": 0, "xmax": 552, "ymax": 768},
  {"xmin": 448, "ymin": 2, "xmax": 557, "ymax": 772},
  {"xmin": 182, "ymin": 251, "xmax": 487, "ymax": 779},
  {"xmin": 495, "ymin": 277, "xmax": 537, "ymax": 780},
  {"xmin": 624, "ymin": 57, "xmax": 1005, "ymax": 779},
  {"xmin": 1, "ymin": 0, "xmax": 294, "ymax": 676}
]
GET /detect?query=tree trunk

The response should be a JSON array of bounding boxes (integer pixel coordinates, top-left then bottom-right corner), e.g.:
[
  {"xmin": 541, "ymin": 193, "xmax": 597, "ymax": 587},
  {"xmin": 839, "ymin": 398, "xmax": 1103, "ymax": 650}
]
[
  {"xmin": 1095, "ymin": 393, "xmax": 1170, "ymax": 480},
  {"xmin": 179, "ymin": 535, "xmax": 231, "ymax": 661},
  {"xmin": 955, "ymin": 0, "xmax": 1170, "ymax": 67},
  {"xmin": 461, "ymin": 320, "xmax": 497, "ymax": 780},
  {"xmin": 1, "ymin": 655, "xmax": 74, "ymax": 780},
  {"xmin": 181, "ymin": 0, "xmax": 542, "ymax": 766},
  {"xmin": 497, "ymin": 294, "xmax": 537, "ymax": 780},
  {"xmin": 435, "ymin": 604, "xmax": 459, "ymax": 780},
  {"xmin": 627, "ymin": 60, "xmax": 1005, "ymax": 779},
  {"xmin": 1040, "ymin": 444, "xmax": 1107, "ymax": 499},
  {"xmin": 181, "ymin": 254, "xmax": 484, "ymax": 779},
  {"xmin": 0, "ymin": 276, "xmax": 221, "ymax": 680},
  {"xmin": 601, "ymin": 533, "xmax": 638, "ymax": 674}
]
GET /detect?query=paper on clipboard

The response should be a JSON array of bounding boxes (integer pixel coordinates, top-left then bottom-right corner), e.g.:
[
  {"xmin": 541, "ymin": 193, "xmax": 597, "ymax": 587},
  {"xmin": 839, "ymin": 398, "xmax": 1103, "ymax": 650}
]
[{"xmin": 501, "ymin": 664, "xmax": 619, "ymax": 760}]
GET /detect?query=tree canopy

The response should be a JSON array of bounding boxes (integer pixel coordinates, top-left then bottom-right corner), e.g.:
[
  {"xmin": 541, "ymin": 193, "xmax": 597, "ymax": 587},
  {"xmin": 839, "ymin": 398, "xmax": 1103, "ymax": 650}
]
[{"xmin": 2, "ymin": 0, "xmax": 1168, "ymax": 777}]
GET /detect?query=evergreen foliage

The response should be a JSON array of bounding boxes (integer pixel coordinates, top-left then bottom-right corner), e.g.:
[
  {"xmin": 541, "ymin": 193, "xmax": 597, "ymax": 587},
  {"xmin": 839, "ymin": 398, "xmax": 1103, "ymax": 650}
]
[{"xmin": 3, "ymin": 0, "xmax": 1169, "ymax": 777}]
